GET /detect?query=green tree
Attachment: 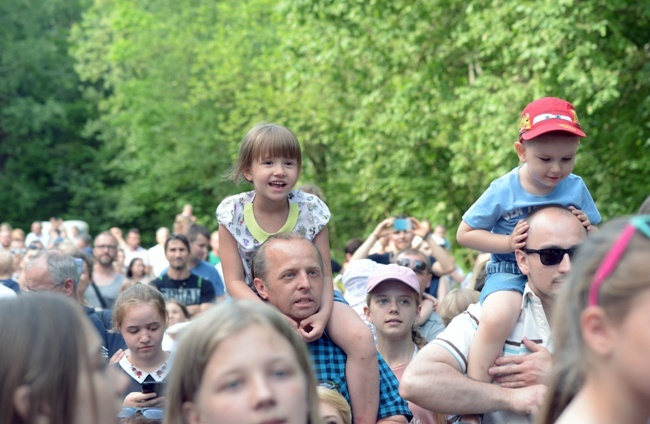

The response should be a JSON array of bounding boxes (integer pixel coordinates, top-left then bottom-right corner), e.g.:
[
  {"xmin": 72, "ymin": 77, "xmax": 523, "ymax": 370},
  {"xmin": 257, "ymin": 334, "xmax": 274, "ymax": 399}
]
[{"xmin": 0, "ymin": 0, "xmax": 102, "ymax": 230}]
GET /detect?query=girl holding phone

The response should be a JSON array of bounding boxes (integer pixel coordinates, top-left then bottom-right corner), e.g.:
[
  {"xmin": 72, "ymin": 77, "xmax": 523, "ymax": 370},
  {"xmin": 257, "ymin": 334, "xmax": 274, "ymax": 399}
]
[{"xmin": 113, "ymin": 283, "xmax": 171, "ymax": 409}]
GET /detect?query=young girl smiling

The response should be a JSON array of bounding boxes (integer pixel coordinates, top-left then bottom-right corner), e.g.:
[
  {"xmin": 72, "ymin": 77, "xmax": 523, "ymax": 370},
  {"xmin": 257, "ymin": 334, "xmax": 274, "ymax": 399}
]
[{"xmin": 217, "ymin": 123, "xmax": 379, "ymax": 424}]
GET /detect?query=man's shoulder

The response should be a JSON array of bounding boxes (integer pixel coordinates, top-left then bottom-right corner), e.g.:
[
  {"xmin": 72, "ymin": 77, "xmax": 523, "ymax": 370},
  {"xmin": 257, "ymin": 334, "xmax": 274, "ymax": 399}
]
[
  {"xmin": 431, "ymin": 303, "xmax": 482, "ymax": 372},
  {"xmin": 147, "ymin": 244, "xmax": 163, "ymax": 254},
  {"xmin": 0, "ymin": 283, "xmax": 16, "ymax": 298},
  {"xmin": 194, "ymin": 260, "xmax": 218, "ymax": 275}
]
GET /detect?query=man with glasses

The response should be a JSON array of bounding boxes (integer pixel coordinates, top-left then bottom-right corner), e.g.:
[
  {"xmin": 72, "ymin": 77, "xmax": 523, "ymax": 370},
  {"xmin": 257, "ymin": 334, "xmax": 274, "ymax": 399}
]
[
  {"xmin": 23, "ymin": 250, "xmax": 126, "ymax": 357},
  {"xmin": 400, "ymin": 205, "xmax": 587, "ymax": 424},
  {"xmin": 87, "ymin": 231, "xmax": 125, "ymax": 309}
]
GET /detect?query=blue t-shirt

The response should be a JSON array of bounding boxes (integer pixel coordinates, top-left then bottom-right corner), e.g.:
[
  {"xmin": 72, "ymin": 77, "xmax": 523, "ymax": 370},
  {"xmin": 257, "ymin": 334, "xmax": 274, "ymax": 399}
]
[
  {"xmin": 0, "ymin": 278, "xmax": 20, "ymax": 294},
  {"xmin": 463, "ymin": 166, "xmax": 601, "ymax": 263}
]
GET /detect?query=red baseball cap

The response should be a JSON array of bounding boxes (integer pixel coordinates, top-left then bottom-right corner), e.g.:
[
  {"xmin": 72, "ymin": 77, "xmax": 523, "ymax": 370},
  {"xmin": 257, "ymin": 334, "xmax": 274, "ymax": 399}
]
[{"xmin": 519, "ymin": 97, "xmax": 586, "ymax": 141}]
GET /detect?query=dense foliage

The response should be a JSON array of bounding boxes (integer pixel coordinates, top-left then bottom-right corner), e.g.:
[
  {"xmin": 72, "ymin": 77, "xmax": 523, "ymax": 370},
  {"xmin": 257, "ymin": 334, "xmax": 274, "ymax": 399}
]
[{"xmin": 2, "ymin": 0, "xmax": 648, "ymax": 262}]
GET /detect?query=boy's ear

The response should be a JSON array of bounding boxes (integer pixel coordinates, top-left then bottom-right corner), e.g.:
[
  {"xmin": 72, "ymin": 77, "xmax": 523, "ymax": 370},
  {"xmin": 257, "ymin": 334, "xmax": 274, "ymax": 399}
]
[{"xmin": 514, "ymin": 141, "xmax": 527, "ymax": 162}]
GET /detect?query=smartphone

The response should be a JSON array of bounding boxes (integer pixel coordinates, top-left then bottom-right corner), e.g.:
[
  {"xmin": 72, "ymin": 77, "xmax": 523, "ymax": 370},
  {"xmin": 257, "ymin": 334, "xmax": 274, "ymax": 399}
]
[
  {"xmin": 394, "ymin": 218, "xmax": 412, "ymax": 231},
  {"xmin": 142, "ymin": 381, "xmax": 163, "ymax": 395}
]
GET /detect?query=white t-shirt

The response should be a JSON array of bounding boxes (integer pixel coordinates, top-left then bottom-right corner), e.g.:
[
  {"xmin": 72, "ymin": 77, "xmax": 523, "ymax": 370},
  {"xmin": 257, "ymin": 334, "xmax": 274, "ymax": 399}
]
[{"xmin": 432, "ymin": 284, "xmax": 552, "ymax": 424}]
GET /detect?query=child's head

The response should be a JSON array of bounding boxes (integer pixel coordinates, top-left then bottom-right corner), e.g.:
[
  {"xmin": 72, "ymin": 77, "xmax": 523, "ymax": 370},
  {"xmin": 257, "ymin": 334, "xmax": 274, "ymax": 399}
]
[
  {"xmin": 438, "ymin": 288, "xmax": 480, "ymax": 326},
  {"xmin": 113, "ymin": 284, "xmax": 168, "ymax": 358},
  {"xmin": 518, "ymin": 97, "xmax": 585, "ymax": 142},
  {"xmin": 164, "ymin": 300, "xmax": 321, "ymax": 424},
  {"xmin": 515, "ymin": 97, "xmax": 584, "ymax": 190},
  {"xmin": 0, "ymin": 294, "xmax": 123, "ymax": 424},
  {"xmin": 539, "ymin": 215, "xmax": 650, "ymax": 423},
  {"xmin": 364, "ymin": 264, "xmax": 421, "ymax": 341},
  {"xmin": 228, "ymin": 122, "xmax": 302, "ymax": 184},
  {"xmin": 166, "ymin": 299, "xmax": 190, "ymax": 327},
  {"xmin": 318, "ymin": 386, "xmax": 352, "ymax": 424}
]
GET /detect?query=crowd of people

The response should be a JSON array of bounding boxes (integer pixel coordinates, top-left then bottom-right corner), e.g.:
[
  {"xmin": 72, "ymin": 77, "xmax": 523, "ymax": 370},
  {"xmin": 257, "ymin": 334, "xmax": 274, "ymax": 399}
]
[{"xmin": 1, "ymin": 97, "xmax": 650, "ymax": 424}]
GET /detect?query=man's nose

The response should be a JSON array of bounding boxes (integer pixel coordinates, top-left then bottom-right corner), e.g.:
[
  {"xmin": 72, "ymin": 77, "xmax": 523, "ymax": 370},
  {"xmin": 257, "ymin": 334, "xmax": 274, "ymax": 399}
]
[
  {"xmin": 557, "ymin": 251, "xmax": 572, "ymax": 273},
  {"xmin": 296, "ymin": 271, "xmax": 311, "ymax": 290}
]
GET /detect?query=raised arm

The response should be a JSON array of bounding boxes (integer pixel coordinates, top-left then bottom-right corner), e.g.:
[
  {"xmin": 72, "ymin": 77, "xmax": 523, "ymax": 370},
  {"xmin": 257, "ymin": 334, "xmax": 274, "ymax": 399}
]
[
  {"xmin": 218, "ymin": 226, "xmax": 261, "ymax": 301},
  {"xmin": 349, "ymin": 218, "xmax": 395, "ymax": 261},
  {"xmin": 411, "ymin": 217, "xmax": 455, "ymax": 276}
]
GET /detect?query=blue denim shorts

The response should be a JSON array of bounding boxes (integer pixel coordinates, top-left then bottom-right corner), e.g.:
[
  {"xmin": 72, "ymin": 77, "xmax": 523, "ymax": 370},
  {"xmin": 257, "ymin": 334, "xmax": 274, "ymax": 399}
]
[{"xmin": 480, "ymin": 261, "xmax": 526, "ymax": 303}]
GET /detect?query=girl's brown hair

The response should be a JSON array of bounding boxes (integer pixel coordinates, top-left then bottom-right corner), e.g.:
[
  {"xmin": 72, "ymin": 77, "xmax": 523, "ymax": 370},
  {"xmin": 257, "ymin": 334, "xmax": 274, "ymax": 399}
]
[
  {"xmin": 164, "ymin": 299, "xmax": 322, "ymax": 424},
  {"xmin": 112, "ymin": 282, "xmax": 167, "ymax": 331},
  {"xmin": 537, "ymin": 216, "xmax": 650, "ymax": 424},
  {"xmin": 0, "ymin": 294, "xmax": 100, "ymax": 424},
  {"xmin": 226, "ymin": 122, "xmax": 302, "ymax": 184}
]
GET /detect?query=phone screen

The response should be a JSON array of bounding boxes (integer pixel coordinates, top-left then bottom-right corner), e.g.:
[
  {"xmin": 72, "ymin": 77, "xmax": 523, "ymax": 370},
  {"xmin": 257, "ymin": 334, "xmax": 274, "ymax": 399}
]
[
  {"xmin": 142, "ymin": 381, "xmax": 163, "ymax": 394},
  {"xmin": 394, "ymin": 218, "xmax": 412, "ymax": 231}
]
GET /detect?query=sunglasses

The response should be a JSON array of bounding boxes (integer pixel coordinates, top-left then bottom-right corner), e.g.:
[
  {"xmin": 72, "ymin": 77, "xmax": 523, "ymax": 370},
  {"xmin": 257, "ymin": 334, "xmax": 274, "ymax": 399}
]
[
  {"xmin": 588, "ymin": 215, "xmax": 650, "ymax": 307},
  {"xmin": 396, "ymin": 258, "xmax": 428, "ymax": 274},
  {"xmin": 523, "ymin": 247, "xmax": 578, "ymax": 266},
  {"xmin": 117, "ymin": 407, "xmax": 164, "ymax": 420}
]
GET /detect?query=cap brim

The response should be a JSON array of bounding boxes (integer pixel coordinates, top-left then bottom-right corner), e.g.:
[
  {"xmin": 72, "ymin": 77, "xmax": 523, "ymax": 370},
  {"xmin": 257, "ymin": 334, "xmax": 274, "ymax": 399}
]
[
  {"xmin": 521, "ymin": 121, "xmax": 586, "ymax": 140},
  {"xmin": 367, "ymin": 277, "xmax": 420, "ymax": 295}
]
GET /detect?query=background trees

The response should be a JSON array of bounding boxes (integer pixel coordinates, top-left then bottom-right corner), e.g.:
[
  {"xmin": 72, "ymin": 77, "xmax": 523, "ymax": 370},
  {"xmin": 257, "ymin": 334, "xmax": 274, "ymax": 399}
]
[{"xmin": 2, "ymin": 0, "xmax": 648, "ymax": 263}]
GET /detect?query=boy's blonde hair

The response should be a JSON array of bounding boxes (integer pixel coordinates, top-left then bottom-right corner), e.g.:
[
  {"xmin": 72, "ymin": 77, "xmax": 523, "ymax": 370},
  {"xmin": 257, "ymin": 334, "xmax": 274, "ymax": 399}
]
[
  {"xmin": 438, "ymin": 288, "xmax": 480, "ymax": 326},
  {"xmin": 318, "ymin": 386, "xmax": 352, "ymax": 424},
  {"xmin": 227, "ymin": 122, "xmax": 302, "ymax": 184}
]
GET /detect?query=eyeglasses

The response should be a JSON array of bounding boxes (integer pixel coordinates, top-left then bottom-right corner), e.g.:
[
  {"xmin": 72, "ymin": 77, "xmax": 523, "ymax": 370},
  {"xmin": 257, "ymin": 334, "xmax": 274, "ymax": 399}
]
[
  {"xmin": 22, "ymin": 280, "xmax": 66, "ymax": 294},
  {"xmin": 588, "ymin": 215, "xmax": 650, "ymax": 307},
  {"xmin": 94, "ymin": 245, "xmax": 117, "ymax": 251},
  {"xmin": 117, "ymin": 408, "xmax": 164, "ymax": 420},
  {"xmin": 396, "ymin": 258, "xmax": 428, "ymax": 274},
  {"xmin": 523, "ymin": 247, "xmax": 578, "ymax": 266}
]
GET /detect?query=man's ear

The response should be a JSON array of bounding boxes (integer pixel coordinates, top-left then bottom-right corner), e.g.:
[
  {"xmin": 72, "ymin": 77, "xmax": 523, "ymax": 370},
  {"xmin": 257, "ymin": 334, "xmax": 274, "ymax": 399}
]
[
  {"xmin": 13, "ymin": 385, "xmax": 30, "ymax": 420},
  {"xmin": 581, "ymin": 307, "xmax": 616, "ymax": 357},
  {"xmin": 183, "ymin": 401, "xmax": 202, "ymax": 424},
  {"xmin": 514, "ymin": 141, "xmax": 527, "ymax": 162},
  {"xmin": 515, "ymin": 248, "xmax": 530, "ymax": 276},
  {"xmin": 62, "ymin": 278, "xmax": 75, "ymax": 297},
  {"xmin": 253, "ymin": 278, "xmax": 269, "ymax": 300}
]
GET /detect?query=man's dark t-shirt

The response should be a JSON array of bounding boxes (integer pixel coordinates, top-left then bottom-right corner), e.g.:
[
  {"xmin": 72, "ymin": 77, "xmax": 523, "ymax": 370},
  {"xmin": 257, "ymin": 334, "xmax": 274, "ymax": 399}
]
[{"xmin": 152, "ymin": 273, "xmax": 215, "ymax": 306}]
